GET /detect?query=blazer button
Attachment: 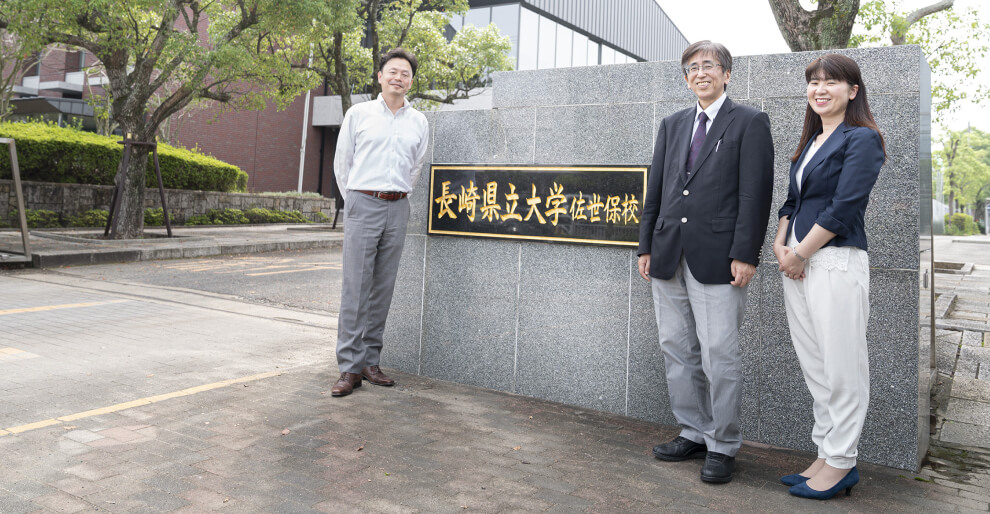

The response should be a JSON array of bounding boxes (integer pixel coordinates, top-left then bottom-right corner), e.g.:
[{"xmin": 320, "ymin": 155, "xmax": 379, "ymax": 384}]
[
  {"xmin": 682, "ymin": 190, "xmax": 689, "ymax": 196},
  {"xmin": 681, "ymin": 217, "xmax": 688, "ymax": 223}
]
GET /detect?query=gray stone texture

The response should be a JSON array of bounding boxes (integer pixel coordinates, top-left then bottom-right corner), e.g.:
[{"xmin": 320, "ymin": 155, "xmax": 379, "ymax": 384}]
[
  {"xmin": 387, "ymin": 46, "xmax": 931, "ymax": 470},
  {"xmin": 380, "ymin": 234, "xmax": 427, "ymax": 375},
  {"xmin": 514, "ymin": 243, "xmax": 630, "ymax": 414},
  {"xmin": 419, "ymin": 237, "xmax": 520, "ymax": 391},
  {"xmin": 952, "ymin": 377, "xmax": 990, "ymax": 403}
]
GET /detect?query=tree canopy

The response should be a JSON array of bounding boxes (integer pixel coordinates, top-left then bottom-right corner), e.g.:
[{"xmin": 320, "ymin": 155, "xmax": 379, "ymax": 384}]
[
  {"xmin": 851, "ymin": 0, "xmax": 989, "ymax": 118},
  {"xmin": 287, "ymin": 0, "xmax": 513, "ymax": 115},
  {"xmin": 0, "ymin": 0, "xmax": 324, "ymax": 238},
  {"xmin": 936, "ymin": 128, "xmax": 990, "ymax": 220}
]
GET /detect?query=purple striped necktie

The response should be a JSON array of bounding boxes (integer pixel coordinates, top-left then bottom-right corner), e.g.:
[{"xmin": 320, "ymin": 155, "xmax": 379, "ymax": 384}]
[{"xmin": 686, "ymin": 111, "xmax": 709, "ymax": 177}]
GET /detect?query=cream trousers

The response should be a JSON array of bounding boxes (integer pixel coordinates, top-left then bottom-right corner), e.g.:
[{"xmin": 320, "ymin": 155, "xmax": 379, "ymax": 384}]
[{"xmin": 781, "ymin": 248, "xmax": 870, "ymax": 469}]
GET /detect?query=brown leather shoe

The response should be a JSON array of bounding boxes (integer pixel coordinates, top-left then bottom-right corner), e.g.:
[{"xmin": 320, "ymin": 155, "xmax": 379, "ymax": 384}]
[
  {"xmin": 361, "ymin": 365, "xmax": 395, "ymax": 386},
  {"xmin": 331, "ymin": 372, "xmax": 362, "ymax": 397}
]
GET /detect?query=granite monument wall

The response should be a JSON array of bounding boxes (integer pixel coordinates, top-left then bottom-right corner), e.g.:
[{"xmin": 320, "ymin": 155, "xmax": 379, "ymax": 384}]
[{"xmin": 384, "ymin": 46, "xmax": 933, "ymax": 470}]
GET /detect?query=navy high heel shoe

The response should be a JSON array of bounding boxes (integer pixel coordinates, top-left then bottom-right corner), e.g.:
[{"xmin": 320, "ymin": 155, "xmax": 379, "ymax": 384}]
[
  {"xmin": 788, "ymin": 466, "xmax": 859, "ymax": 500},
  {"xmin": 779, "ymin": 473, "xmax": 810, "ymax": 486}
]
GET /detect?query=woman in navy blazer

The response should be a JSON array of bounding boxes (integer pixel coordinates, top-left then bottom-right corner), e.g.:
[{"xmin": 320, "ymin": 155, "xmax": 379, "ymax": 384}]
[{"xmin": 772, "ymin": 54, "xmax": 886, "ymax": 500}]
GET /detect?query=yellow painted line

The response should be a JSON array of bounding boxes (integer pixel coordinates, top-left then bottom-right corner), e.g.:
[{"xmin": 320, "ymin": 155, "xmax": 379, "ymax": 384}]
[
  {"xmin": 2, "ymin": 371, "xmax": 280, "ymax": 436},
  {"xmin": 0, "ymin": 299, "xmax": 129, "ymax": 316},
  {"xmin": 215, "ymin": 265, "xmax": 296, "ymax": 274},
  {"xmin": 246, "ymin": 266, "xmax": 339, "ymax": 276},
  {"xmin": 6, "ymin": 418, "xmax": 62, "ymax": 434},
  {"xmin": 0, "ymin": 347, "xmax": 25, "ymax": 355}
]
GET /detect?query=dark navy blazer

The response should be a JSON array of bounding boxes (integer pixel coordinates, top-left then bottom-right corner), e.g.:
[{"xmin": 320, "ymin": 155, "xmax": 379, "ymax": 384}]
[
  {"xmin": 637, "ymin": 98, "xmax": 775, "ymax": 284},
  {"xmin": 777, "ymin": 123, "xmax": 885, "ymax": 251}
]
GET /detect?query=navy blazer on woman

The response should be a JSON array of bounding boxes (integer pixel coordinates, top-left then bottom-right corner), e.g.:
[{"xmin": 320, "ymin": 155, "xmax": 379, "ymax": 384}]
[{"xmin": 778, "ymin": 123, "xmax": 885, "ymax": 251}]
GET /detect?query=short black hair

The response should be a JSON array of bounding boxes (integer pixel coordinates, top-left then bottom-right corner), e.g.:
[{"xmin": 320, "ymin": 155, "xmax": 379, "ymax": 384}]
[
  {"xmin": 680, "ymin": 40, "xmax": 732, "ymax": 74},
  {"xmin": 379, "ymin": 48, "xmax": 418, "ymax": 77}
]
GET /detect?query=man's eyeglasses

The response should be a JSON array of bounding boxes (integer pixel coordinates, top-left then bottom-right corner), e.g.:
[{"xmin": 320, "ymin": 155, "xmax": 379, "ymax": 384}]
[{"xmin": 683, "ymin": 62, "xmax": 723, "ymax": 76}]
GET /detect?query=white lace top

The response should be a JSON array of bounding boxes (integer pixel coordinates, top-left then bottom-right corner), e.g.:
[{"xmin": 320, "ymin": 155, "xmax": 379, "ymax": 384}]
[{"xmin": 787, "ymin": 141, "xmax": 868, "ymax": 272}]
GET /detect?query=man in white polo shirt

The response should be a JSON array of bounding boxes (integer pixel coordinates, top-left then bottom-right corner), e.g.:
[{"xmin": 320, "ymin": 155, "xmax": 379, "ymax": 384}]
[{"xmin": 331, "ymin": 48, "xmax": 429, "ymax": 397}]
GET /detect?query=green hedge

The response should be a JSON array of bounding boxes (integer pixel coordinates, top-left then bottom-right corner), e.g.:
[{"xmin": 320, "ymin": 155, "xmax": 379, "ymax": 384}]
[
  {"xmin": 187, "ymin": 208, "xmax": 313, "ymax": 225},
  {"xmin": 945, "ymin": 213, "xmax": 982, "ymax": 236},
  {"xmin": 0, "ymin": 122, "xmax": 248, "ymax": 192}
]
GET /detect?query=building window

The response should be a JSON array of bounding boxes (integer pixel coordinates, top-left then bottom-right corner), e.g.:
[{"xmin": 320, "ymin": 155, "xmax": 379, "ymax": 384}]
[
  {"xmin": 66, "ymin": 50, "xmax": 85, "ymax": 73},
  {"xmin": 22, "ymin": 52, "xmax": 41, "ymax": 76},
  {"xmin": 572, "ymin": 32, "xmax": 588, "ymax": 67},
  {"xmin": 464, "ymin": 7, "xmax": 491, "ymax": 28},
  {"xmin": 537, "ymin": 16, "xmax": 555, "ymax": 69},
  {"xmin": 517, "ymin": 7, "xmax": 538, "ymax": 70},
  {"xmin": 601, "ymin": 46, "xmax": 615, "ymax": 65},
  {"xmin": 555, "ymin": 24, "xmax": 573, "ymax": 68},
  {"xmin": 587, "ymin": 40, "xmax": 599, "ymax": 66},
  {"xmin": 491, "ymin": 4, "xmax": 519, "ymax": 66}
]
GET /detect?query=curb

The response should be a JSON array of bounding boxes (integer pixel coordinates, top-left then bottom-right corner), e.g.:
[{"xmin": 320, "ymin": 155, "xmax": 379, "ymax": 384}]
[{"xmin": 31, "ymin": 238, "xmax": 344, "ymax": 268}]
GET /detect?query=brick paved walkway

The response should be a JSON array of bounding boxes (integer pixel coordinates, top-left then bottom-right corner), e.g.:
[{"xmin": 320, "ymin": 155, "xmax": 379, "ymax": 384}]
[{"xmin": 2, "ymin": 270, "xmax": 989, "ymax": 512}]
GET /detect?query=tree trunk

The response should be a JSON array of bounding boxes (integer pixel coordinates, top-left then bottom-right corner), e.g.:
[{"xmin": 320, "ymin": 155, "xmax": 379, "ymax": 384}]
[
  {"xmin": 109, "ymin": 119, "xmax": 152, "ymax": 239},
  {"xmin": 768, "ymin": 0, "xmax": 861, "ymax": 51},
  {"xmin": 367, "ymin": 0, "xmax": 382, "ymax": 99}
]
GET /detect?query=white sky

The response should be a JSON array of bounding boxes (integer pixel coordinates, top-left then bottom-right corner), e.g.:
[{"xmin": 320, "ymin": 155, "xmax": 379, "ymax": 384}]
[{"xmin": 654, "ymin": 0, "xmax": 989, "ymax": 135}]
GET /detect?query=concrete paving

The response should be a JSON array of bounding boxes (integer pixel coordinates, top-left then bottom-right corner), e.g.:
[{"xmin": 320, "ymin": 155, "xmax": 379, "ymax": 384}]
[
  {"xmin": 0, "ymin": 229, "xmax": 988, "ymax": 512},
  {"xmin": 931, "ymin": 235, "xmax": 990, "ymax": 492}
]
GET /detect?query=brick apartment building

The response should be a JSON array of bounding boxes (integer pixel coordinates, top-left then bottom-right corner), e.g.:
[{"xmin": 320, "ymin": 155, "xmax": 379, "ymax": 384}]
[{"xmin": 6, "ymin": 0, "xmax": 687, "ymax": 199}]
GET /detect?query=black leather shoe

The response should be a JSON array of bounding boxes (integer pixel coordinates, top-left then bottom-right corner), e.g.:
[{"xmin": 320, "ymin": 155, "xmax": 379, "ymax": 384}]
[
  {"xmin": 700, "ymin": 452, "xmax": 735, "ymax": 484},
  {"xmin": 652, "ymin": 436, "xmax": 707, "ymax": 461}
]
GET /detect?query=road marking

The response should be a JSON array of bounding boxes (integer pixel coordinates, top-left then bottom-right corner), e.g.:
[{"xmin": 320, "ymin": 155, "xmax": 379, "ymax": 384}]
[
  {"xmin": 246, "ymin": 264, "xmax": 342, "ymax": 276},
  {"xmin": 0, "ymin": 371, "xmax": 280, "ymax": 437},
  {"xmin": 0, "ymin": 299, "xmax": 129, "ymax": 316},
  {"xmin": 157, "ymin": 258, "xmax": 340, "ymax": 276},
  {"xmin": 214, "ymin": 265, "xmax": 297, "ymax": 274},
  {"xmin": 0, "ymin": 348, "xmax": 40, "ymax": 363}
]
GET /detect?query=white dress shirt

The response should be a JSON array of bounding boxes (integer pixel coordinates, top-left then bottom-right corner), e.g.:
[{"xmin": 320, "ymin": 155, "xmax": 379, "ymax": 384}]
[
  {"xmin": 334, "ymin": 94, "xmax": 430, "ymax": 202},
  {"xmin": 692, "ymin": 91, "xmax": 728, "ymax": 136}
]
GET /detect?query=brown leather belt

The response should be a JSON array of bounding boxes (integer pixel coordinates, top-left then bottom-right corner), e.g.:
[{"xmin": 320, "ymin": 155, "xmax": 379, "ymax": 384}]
[{"xmin": 356, "ymin": 190, "xmax": 407, "ymax": 201}]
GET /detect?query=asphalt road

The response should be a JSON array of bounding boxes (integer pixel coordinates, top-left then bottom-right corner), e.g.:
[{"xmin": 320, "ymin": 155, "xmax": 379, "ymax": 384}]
[{"xmin": 52, "ymin": 247, "xmax": 343, "ymax": 315}]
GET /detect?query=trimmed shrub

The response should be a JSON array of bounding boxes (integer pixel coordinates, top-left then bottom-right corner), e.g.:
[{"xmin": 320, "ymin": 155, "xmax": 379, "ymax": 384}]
[
  {"xmin": 0, "ymin": 122, "xmax": 249, "ymax": 192},
  {"xmin": 9, "ymin": 209, "xmax": 61, "ymax": 228},
  {"xmin": 184, "ymin": 214, "xmax": 215, "ymax": 225},
  {"xmin": 244, "ymin": 207, "xmax": 310, "ymax": 224},
  {"xmin": 945, "ymin": 213, "xmax": 981, "ymax": 236},
  {"xmin": 145, "ymin": 208, "xmax": 166, "ymax": 226},
  {"xmin": 67, "ymin": 209, "xmax": 109, "ymax": 227},
  {"xmin": 185, "ymin": 207, "xmax": 313, "ymax": 225}
]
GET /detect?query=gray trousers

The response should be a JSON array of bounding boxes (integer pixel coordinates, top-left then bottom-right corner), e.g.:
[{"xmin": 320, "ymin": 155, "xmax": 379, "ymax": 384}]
[
  {"xmin": 336, "ymin": 192, "xmax": 410, "ymax": 374},
  {"xmin": 651, "ymin": 256, "xmax": 746, "ymax": 456}
]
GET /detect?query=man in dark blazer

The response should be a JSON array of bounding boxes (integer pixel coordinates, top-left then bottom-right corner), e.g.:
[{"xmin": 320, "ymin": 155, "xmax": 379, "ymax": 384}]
[{"xmin": 637, "ymin": 40, "xmax": 774, "ymax": 484}]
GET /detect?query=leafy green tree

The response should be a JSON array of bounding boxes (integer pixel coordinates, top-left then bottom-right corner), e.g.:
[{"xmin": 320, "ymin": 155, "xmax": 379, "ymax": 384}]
[
  {"xmin": 0, "ymin": 1, "xmax": 321, "ymax": 239},
  {"xmin": 0, "ymin": 26, "xmax": 44, "ymax": 120},
  {"xmin": 936, "ymin": 128, "xmax": 990, "ymax": 220},
  {"xmin": 288, "ymin": 0, "xmax": 513, "ymax": 115},
  {"xmin": 851, "ymin": 0, "xmax": 989, "ymax": 118}
]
